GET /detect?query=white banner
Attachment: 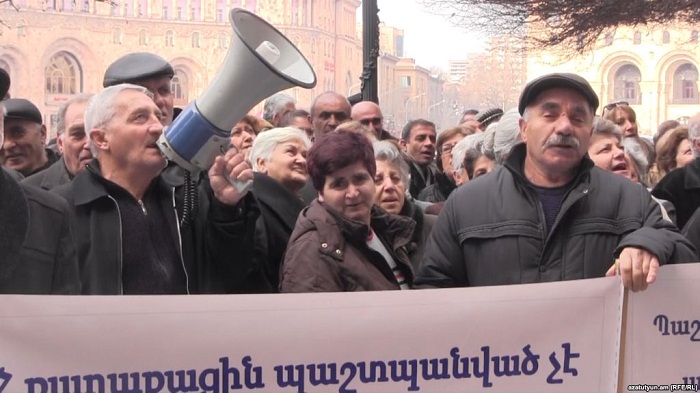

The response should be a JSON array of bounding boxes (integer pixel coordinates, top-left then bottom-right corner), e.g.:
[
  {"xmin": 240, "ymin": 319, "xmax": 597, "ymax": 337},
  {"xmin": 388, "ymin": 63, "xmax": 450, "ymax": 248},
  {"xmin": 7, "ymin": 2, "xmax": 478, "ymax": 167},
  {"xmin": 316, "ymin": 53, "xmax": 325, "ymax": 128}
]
[
  {"xmin": 623, "ymin": 263, "xmax": 700, "ymax": 392},
  {"xmin": 0, "ymin": 277, "xmax": 624, "ymax": 393}
]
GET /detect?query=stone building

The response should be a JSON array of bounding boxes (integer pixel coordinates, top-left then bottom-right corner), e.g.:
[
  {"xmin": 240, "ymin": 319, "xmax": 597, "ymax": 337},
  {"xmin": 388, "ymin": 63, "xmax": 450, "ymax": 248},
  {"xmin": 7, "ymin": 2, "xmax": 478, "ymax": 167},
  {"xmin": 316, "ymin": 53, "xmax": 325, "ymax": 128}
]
[
  {"xmin": 528, "ymin": 25, "xmax": 700, "ymax": 134},
  {"xmin": 0, "ymin": 0, "xmax": 365, "ymax": 136}
]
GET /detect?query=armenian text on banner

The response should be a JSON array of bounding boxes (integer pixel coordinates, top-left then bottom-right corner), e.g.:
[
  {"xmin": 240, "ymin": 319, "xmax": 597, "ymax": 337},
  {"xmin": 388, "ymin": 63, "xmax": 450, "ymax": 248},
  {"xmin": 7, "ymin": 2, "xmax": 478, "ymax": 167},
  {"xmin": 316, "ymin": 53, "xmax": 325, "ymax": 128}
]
[
  {"xmin": 623, "ymin": 263, "xmax": 700, "ymax": 392},
  {"xmin": 0, "ymin": 277, "xmax": 624, "ymax": 392}
]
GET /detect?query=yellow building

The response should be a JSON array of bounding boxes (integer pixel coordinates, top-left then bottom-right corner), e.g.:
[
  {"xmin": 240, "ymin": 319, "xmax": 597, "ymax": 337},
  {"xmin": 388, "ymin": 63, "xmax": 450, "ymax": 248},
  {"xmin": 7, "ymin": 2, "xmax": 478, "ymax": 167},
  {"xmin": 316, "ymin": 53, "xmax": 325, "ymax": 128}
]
[
  {"xmin": 0, "ymin": 0, "xmax": 363, "ymax": 136},
  {"xmin": 528, "ymin": 25, "xmax": 700, "ymax": 134}
]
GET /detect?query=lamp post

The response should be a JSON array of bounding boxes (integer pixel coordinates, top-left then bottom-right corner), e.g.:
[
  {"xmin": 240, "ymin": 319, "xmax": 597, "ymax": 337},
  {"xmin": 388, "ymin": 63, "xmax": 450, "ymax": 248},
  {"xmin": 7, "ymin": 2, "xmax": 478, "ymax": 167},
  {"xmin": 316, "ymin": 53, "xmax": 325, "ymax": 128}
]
[{"xmin": 360, "ymin": 0, "xmax": 379, "ymax": 103}]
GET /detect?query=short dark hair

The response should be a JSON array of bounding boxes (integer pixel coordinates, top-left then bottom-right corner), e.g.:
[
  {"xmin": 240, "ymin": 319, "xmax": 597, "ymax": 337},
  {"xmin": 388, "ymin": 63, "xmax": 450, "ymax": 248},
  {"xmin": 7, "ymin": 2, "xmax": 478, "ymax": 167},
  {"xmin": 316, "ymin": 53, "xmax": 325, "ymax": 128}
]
[
  {"xmin": 307, "ymin": 130, "xmax": 376, "ymax": 192},
  {"xmin": 654, "ymin": 120, "xmax": 681, "ymax": 145},
  {"xmin": 290, "ymin": 109, "xmax": 310, "ymax": 118},
  {"xmin": 401, "ymin": 118, "xmax": 436, "ymax": 141}
]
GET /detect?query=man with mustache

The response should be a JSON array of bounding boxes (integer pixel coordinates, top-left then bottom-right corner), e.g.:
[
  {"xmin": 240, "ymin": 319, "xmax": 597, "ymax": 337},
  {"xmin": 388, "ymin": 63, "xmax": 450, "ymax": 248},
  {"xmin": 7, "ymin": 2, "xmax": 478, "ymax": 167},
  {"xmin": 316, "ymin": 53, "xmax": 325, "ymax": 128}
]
[
  {"xmin": 416, "ymin": 73, "xmax": 697, "ymax": 292},
  {"xmin": 400, "ymin": 119, "xmax": 438, "ymax": 199},
  {"xmin": 24, "ymin": 94, "xmax": 93, "ymax": 190}
]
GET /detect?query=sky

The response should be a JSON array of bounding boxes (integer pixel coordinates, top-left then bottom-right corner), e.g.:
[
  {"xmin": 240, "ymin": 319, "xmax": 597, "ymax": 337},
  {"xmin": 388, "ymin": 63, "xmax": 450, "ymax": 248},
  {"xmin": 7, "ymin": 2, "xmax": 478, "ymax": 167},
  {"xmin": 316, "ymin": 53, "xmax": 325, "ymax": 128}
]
[{"xmin": 363, "ymin": 0, "xmax": 486, "ymax": 70}]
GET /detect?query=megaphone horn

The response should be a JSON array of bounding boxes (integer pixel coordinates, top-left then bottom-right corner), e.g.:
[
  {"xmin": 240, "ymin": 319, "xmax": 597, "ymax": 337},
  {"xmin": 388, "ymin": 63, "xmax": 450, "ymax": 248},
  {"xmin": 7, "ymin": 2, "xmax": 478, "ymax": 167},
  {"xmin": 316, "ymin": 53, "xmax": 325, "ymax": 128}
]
[{"xmin": 158, "ymin": 7, "xmax": 317, "ymax": 190}]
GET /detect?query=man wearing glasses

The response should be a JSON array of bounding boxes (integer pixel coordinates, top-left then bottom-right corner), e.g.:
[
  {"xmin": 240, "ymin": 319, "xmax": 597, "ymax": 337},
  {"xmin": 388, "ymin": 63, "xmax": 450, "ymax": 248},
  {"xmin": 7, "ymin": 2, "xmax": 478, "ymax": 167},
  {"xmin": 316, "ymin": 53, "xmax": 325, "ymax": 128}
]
[{"xmin": 351, "ymin": 101, "xmax": 396, "ymax": 141}]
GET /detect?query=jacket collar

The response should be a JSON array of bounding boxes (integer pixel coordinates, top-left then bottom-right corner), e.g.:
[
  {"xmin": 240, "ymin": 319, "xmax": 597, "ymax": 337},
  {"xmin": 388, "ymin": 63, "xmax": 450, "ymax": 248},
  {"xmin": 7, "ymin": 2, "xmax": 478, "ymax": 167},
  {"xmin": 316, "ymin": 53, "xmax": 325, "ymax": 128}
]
[
  {"xmin": 684, "ymin": 158, "xmax": 700, "ymax": 190},
  {"xmin": 73, "ymin": 159, "xmax": 166, "ymax": 206},
  {"xmin": 504, "ymin": 143, "xmax": 594, "ymax": 188},
  {"xmin": 252, "ymin": 172, "xmax": 305, "ymax": 229}
]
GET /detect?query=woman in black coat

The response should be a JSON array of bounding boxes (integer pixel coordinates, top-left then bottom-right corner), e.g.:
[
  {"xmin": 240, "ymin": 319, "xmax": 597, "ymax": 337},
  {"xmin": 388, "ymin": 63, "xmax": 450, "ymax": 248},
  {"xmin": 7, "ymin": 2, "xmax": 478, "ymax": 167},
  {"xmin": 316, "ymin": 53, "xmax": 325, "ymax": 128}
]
[{"xmin": 244, "ymin": 127, "xmax": 312, "ymax": 292}]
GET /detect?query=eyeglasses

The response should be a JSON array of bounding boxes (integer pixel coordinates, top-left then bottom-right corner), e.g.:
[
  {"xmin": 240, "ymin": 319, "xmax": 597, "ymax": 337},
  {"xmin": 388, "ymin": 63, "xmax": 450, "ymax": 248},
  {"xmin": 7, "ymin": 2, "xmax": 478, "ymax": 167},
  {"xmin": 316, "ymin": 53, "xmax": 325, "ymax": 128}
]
[
  {"xmin": 603, "ymin": 101, "xmax": 629, "ymax": 114},
  {"xmin": 359, "ymin": 117, "xmax": 383, "ymax": 126},
  {"xmin": 439, "ymin": 143, "xmax": 457, "ymax": 155}
]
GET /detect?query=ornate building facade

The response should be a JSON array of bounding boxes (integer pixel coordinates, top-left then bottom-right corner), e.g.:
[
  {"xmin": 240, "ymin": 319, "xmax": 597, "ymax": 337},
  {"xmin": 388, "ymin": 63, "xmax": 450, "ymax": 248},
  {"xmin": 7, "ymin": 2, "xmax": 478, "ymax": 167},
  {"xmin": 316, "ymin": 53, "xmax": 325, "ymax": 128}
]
[
  {"xmin": 528, "ymin": 25, "xmax": 700, "ymax": 134},
  {"xmin": 0, "ymin": 0, "xmax": 364, "ymax": 135}
]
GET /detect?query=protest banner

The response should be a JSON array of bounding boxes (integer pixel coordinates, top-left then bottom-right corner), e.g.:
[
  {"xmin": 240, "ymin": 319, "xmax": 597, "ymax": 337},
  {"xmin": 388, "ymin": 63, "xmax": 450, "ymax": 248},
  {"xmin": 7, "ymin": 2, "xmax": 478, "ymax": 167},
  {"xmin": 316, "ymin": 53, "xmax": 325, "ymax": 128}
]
[
  {"xmin": 0, "ymin": 277, "xmax": 622, "ymax": 393},
  {"xmin": 622, "ymin": 263, "xmax": 700, "ymax": 392}
]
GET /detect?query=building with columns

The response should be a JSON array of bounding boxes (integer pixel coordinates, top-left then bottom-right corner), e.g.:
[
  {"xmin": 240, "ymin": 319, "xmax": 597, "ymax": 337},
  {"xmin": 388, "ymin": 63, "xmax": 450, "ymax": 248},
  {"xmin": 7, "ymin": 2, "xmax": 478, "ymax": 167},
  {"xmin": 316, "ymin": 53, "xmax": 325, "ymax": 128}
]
[
  {"xmin": 528, "ymin": 24, "xmax": 700, "ymax": 134},
  {"xmin": 0, "ymin": 0, "xmax": 367, "ymax": 135}
]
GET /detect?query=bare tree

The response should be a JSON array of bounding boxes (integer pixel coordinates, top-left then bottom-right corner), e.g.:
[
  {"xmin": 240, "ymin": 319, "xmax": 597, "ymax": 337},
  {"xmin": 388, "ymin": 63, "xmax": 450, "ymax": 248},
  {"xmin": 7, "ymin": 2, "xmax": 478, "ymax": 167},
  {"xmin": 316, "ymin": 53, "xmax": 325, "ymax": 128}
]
[{"xmin": 418, "ymin": 0, "xmax": 700, "ymax": 53}]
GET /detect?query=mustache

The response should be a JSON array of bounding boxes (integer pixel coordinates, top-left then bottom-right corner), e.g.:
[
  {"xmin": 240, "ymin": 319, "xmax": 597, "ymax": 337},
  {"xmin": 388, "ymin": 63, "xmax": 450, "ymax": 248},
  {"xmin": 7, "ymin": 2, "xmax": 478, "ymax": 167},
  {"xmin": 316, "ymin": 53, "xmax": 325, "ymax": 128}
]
[{"xmin": 545, "ymin": 134, "xmax": 580, "ymax": 149}]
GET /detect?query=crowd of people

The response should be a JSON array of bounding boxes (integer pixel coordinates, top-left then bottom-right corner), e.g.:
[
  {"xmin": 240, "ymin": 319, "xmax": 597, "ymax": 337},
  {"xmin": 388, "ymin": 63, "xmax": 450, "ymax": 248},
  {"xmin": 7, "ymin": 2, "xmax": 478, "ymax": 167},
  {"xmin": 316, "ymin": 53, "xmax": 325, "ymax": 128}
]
[{"xmin": 1, "ymin": 52, "xmax": 698, "ymax": 296}]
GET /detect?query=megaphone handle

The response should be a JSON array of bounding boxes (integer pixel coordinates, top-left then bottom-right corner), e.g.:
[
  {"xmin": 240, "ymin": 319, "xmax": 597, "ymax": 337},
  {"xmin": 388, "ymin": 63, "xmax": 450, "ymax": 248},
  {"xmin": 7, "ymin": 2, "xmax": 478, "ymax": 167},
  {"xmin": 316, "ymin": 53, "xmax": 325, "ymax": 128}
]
[{"xmin": 224, "ymin": 172, "xmax": 253, "ymax": 196}]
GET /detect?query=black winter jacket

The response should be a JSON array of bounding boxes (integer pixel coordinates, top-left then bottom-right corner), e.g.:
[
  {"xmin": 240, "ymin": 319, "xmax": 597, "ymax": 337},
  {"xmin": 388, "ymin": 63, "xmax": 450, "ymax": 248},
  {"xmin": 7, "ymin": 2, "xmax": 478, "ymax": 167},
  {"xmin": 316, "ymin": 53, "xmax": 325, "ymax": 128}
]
[
  {"xmin": 23, "ymin": 157, "xmax": 72, "ymax": 190},
  {"xmin": 416, "ymin": 144, "xmax": 698, "ymax": 288},
  {"xmin": 651, "ymin": 157, "xmax": 700, "ymax": 230}
]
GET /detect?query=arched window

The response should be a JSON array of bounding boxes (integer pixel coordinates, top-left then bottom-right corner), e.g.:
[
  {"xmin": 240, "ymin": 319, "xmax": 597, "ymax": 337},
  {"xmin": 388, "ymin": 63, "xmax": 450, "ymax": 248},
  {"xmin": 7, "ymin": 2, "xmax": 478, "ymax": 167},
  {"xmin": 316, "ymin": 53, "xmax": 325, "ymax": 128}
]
[
  {"xmin": 112, "ymin": 27, "xmax": 122, "ymax": 44},
  {"xmin": 633, "ymin": 31, "xmax": 641, "ymax": 45},
  {"xmin": 613, "ymin": 63, "xmax": 641, "ymax": 104},
  {"xmin": 165, "ymin": 30, "xmax": 175, "ymax": 47},
  {"xmin": 191, "ymin": 32, "xmax": 200, "ymax": 48},
  {"xmin": 139, "ymin": 29, "xmax": 148, "ymax": 45},
  {"xmin": 171, "ymin": 69, "xmax": 189, "ymax": 104},
  {"xmin": 218, "ymin": 32, "xmax": 229, "ymax": 49},
  {"xmin": 44, "ymin": 52, "xmax": 81, "ymax": 95},
  {"xmin": 663, "ymin": 30, "xmax": 670, "ymax": 44},
  {"xmin": 673, "ymin": 63, "xmax": 699, "ymax": 104}
]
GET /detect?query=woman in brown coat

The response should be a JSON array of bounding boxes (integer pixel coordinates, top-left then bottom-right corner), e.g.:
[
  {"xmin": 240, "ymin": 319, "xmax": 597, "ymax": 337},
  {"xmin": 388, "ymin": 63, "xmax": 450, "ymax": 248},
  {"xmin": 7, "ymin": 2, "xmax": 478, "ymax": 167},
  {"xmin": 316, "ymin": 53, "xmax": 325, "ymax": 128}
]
[{"xmin": 279, "ymin": 130, "xmax": 415, "ymax": 292}]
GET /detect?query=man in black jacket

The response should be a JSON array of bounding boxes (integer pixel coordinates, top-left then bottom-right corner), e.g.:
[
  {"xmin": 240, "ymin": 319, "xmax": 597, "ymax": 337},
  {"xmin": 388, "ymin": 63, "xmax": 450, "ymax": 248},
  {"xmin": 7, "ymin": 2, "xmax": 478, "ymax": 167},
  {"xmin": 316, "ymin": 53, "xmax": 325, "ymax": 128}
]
[
  {"xmin": 0, "ymin": 74, "xmax": 80, "ymax": 294},
  {"xmin": 24, "ymin": 93, "xmax": 93, "ymax": 190},
  {"xmin": 53, "ymin": 84, "xmax": 257, "ymax": 294},
  {"xmin": 416, "ymin": 73, "xmax": 697, "ymax": 292}
]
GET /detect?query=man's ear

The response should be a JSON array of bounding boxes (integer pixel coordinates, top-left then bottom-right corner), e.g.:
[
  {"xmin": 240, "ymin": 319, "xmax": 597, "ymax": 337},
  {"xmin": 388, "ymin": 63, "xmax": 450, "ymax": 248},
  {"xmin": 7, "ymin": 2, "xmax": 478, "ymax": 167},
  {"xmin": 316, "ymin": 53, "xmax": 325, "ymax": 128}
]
[
  {"xmin": 518, "ymin": 118, "xmax": 528, "ymax": 143},
  {"xmin": 89, "ymin": 128, "xmax": 108, "ymax": 153},
  {"xmin": 317, "ymin": 190, "xmax": 324, "ymax": 203},
  {"xmin": 399, "ymin": 139, "xmax": 408, "ymax": 152},
  {"xmin": 57, "ymin": 133, "xmax": 65, "ymax": 154},
  {"xmin": 39, "ymin": 124, "xmax": 47, "ymax": 143}
]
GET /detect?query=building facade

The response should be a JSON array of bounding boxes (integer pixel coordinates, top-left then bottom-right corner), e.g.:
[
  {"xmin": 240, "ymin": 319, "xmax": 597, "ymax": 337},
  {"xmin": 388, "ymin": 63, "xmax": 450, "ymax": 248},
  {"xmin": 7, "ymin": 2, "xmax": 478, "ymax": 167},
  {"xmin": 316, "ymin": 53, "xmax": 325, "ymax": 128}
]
[
  {"xmin": 528, "ymin": 25, "xmax": 700, "ymax": 134},
  {"xmin": 0, "ymin": 0, "xmax": 364, "ymax": 136}
]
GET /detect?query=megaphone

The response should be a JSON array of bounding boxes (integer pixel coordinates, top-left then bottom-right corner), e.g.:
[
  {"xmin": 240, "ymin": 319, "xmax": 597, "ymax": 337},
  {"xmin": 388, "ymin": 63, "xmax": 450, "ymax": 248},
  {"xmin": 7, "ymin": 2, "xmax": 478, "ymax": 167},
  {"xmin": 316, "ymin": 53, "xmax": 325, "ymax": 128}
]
[{"xmin": 158, "ymin": 8, "xmax": 317, "ymax": 192}]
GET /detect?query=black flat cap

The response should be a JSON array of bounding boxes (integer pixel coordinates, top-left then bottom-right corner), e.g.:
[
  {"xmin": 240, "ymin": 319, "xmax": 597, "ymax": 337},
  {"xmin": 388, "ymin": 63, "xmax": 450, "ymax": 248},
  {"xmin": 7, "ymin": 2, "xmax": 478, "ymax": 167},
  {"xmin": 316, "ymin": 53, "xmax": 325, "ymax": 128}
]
[
  {"xmin": 103, "ymin": 52, "xmax": 174, "ymax": 87},
  {"xmin": 3, "ymin": 98, "xmax": 43, "ymax": 124},
  {"xmin": 0, "ymin": 68, "xmax": 9, "ymax": 99},
  {"xmin": 518, "ymin": 73, "xmax": 599, "ymax": 116}
]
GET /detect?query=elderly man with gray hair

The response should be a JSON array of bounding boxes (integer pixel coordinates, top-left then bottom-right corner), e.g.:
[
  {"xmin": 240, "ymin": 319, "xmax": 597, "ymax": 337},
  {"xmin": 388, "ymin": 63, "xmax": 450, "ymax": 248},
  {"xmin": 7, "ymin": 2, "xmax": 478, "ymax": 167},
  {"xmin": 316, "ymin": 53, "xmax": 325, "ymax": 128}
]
[
  {"xmin": 53, "ymin": 83, "xmax": 259, "ymax": 295},
  {"xmin": 24, "ymin": 93, "xmax": 94, "ymax": 190},
  {"xmin": 263, "ymin": 93, "xmax": 297, "ymax": 127},
  {"xmin": 652, "ymin": 116, "xmax": 700, "ymax": 230}
]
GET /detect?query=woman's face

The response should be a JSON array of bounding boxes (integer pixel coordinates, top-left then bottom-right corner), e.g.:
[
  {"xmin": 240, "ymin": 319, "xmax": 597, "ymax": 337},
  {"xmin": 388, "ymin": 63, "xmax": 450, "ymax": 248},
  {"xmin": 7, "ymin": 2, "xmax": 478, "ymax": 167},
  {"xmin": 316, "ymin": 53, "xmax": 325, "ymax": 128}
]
[
  {"xmin": 439, "ymin": 133, "xmax": 466, "ymax": 181},
  {"xmin": 588, "ymin": 134, "xmax": 630, "ymax": 178},
  {"xmin": 319, "ymin": 161, "xmax": 375, "ymax": 225},
  {"xmin": 675, "ymin": 138, "xmax": 694, "ymax": 170},
  {"xmin": 373, "ymin": 160, "xmax": 406, "ymax": 215},
  {"xmin": 230, "ymin": 121, "xmax": 256, "ymax": 157},
  {"xmin": 257, "ymin": 139, "xmax": 308, "ymax": 194},
  {"xmin": 612, "ymin": 109, "xmax": 638, "ymax": 137}
]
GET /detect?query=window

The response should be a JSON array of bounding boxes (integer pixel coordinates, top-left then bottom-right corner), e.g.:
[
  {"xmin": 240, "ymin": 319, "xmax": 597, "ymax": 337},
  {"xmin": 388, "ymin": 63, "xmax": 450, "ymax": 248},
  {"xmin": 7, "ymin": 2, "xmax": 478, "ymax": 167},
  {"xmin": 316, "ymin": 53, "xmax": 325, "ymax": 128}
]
[
  {"xmin": 673, "ymin": 63, "xmax": 699, "ymax": 104},
  {"xmin": 165, "ymin": 30, "xmax": 174, "ymax": 46},
  {"xmin": 189, "ymin": 7, "xmax": 195, "ymax": 20},
  {"xmin": 138, "ymin": 0, "xmax": 147, "ymax": 16},
  {"xmin": 112, "ymin": 27, "xmax": 122, "ymax": 44},
  {"xmin": 292, "ymin": 0, "xmax": 299, "ymax": 25},
  {"xmin": 663, "ymin": 30, "xmax": 670, "ymax": 44},
  {"xmin": 399, "ymin": 76, "xmax": 411, "ymax": 87},
  {"xmin": 612, "ymin": 63, "xmax": 641, "ymax": 104},
  {"xmin": 45, "ymin": 52, "xmax": 81, "ymax": 95},
  {"xmin": 110, "ymin": 0, "xmax": 119, "ymax": 15},
  {"xmin": 216, "ymin": 9, "xmax": 223, "ymax": 22},
  {"xmin": 216, "ymin": 0, "xmax": 225, "ymax": 22},
  {"xmin": 633, "ymin": 31, "xmax": 641, "ymax": 45},
  {"xmin": 218, "ymin": 32, "xmax": 229, "ymax": 49},
  {"xmin": 171, "ymin": 69, "xmax": 188, "ymax": 105},
  {"xmin": 162, "ymin": 5, "xmax": 169, "ymax": 19},
  {"xmin": 176, "ymin": 6, "xmax": 182, "ymax": 20},
  {"xmin": 139, "ymin": 29, "xmax": 148, "ymax": 45},
  {"xmin": 191, "ymin": 32, "xmax": 200, "ymax": 48},
  {"xmin": 62, "ymin": 0, "xmax": 72, "ymax": 11},
  {"xmin": 81, "ymin": 0, "xmax": 89, "ymax": 12}
]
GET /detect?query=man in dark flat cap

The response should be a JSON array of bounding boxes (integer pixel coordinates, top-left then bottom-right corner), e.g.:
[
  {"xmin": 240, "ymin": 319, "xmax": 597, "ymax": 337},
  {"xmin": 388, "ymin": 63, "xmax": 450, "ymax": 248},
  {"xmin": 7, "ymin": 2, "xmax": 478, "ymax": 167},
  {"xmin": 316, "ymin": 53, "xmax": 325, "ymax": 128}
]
[
  {"xmin": 2, "ymin": 98, "xmax": 59, "ymax": 177},
  {"xmin": 0, "ymin": 73, "xmax": 80, "ymax": 294},
  {"xmin": 103, "ymin": 52, "xmax": 175, "ymax": 125},
  {"xmin": 417, "ymin": 73, "xmax": 697, "ymax": 292}
]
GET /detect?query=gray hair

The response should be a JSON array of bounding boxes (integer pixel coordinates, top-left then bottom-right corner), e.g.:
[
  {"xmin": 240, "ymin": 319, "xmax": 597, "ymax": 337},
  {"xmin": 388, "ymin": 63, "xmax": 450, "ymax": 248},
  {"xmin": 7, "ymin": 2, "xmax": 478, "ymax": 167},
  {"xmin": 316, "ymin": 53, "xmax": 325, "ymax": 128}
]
[
  {"xmin": 373, "ymin": 140, "xmax": 410, "ymax": 185},
  {"xmin": 483, "ymin": 108, "xmax": 522, "ymax": 164},
  {"xmin": 85, "ymin": 84, "xmax": 152, "ymax": 156},
  {"xmin": 56, "ymin": 93, "xmax": 94, "ymax": 135},
  {"xmin": 249, "ymin": 127, "xmax": 311, "ymax": 172},
  {"xmin": 592, "ymin": 116, "xmax": 622, "ymax": 140},
  {"xmin": 453, "ymin": 133, "xmax": 484, "ymax": 172},
  {"xmin": 263, "ymin": 93, "xmax": 296, "ymax": 124},
  {"xmin": 689, "ymin": 118, "xmax": 700, "ymax": 157},
  {"xmin": 622, "ymin": 136, "xmax": 649, "ymax": 186}
]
